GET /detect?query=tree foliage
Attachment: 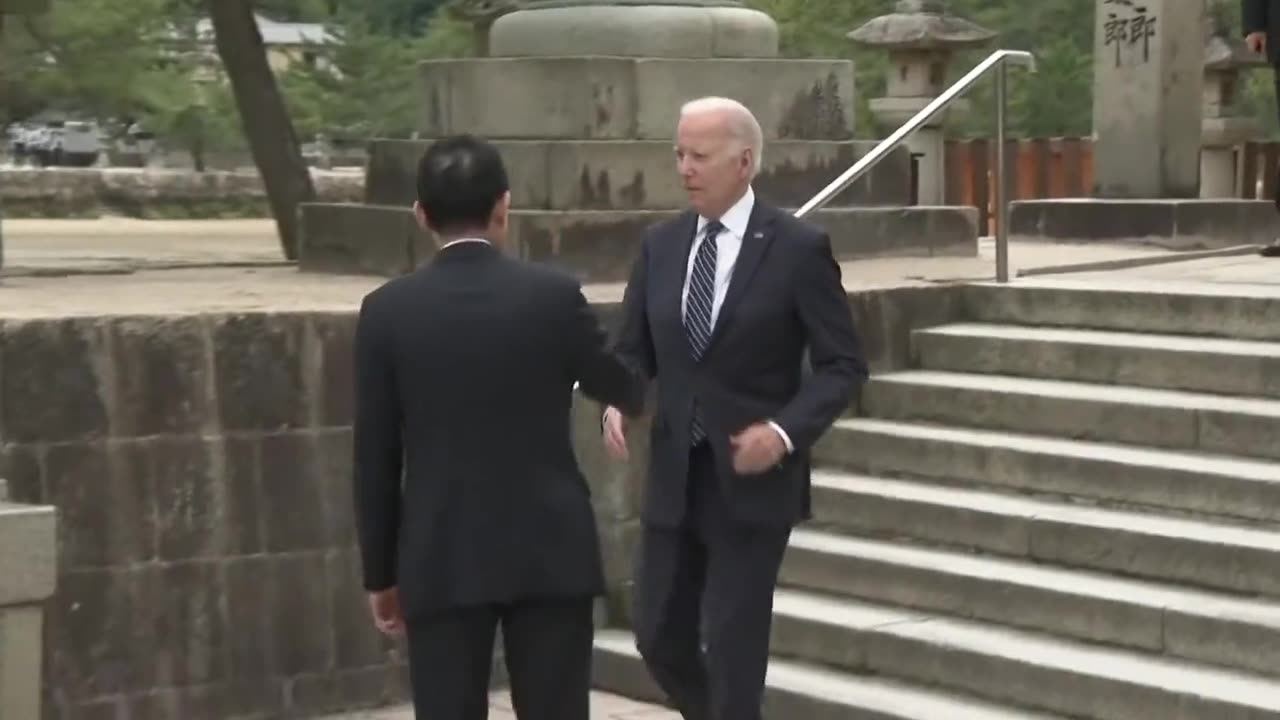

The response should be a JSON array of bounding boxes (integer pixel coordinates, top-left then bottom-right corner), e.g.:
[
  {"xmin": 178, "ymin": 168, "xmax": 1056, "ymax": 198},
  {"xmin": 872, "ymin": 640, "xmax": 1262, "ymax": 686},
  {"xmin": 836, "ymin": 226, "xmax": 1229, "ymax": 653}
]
[
  {"xmin": 4, "ymin": 0, "xmax": 1278, "ymax": 147},
  {"xmin": 749, "ymin": 0, "xmax": 1274, "ymax": 140}
]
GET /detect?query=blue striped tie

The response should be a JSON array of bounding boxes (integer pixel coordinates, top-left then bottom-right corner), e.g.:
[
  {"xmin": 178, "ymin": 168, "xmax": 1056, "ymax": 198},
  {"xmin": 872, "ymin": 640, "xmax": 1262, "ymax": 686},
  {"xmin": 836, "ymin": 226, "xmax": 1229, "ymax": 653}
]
[{"xmin": 685, "ymin": 220, "xmax": 722, "ymax": 443}]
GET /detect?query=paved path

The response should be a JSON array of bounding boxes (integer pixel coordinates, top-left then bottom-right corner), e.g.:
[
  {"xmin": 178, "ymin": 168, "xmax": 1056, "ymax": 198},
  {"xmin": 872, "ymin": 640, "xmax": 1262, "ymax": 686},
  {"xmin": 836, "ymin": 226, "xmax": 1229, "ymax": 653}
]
[
  {"xmin": 0, "ymin": 218, "xmax": 1251, "ymax": 318},
  {"xmin": 316, "ymin": 690, "xmax": 677, "ymax": 719}
]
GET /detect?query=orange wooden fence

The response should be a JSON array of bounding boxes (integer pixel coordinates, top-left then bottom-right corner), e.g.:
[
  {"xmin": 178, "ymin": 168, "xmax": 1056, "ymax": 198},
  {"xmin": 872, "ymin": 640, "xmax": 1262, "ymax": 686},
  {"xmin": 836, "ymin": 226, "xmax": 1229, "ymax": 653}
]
[
  {"xmin": 941, "ymin": 138, "xmax": 1280, "ymax": 234},
  {"xmin": 944, "ymin": 138, "xmax": 1093, "ymax": 235}
]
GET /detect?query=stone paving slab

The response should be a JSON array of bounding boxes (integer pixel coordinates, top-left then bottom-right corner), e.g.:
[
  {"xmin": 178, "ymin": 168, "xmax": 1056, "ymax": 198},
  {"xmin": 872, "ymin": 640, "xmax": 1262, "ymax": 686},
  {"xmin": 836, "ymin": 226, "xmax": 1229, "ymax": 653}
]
[{"xmin": 315, "ymin": 690, "xmax": 677, "ymax": 719}]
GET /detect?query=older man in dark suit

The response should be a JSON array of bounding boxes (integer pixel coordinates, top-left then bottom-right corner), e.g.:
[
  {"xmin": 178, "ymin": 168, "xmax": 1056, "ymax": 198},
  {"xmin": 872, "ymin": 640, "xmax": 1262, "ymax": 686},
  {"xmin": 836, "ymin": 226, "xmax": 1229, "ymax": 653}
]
[
  {"xmin": 353, "ymin": 134, "xmax": 646, "ymax": 720},
  {"xmin": 601, "ymin": 96, "xmax": 868, "ymax": 720}
]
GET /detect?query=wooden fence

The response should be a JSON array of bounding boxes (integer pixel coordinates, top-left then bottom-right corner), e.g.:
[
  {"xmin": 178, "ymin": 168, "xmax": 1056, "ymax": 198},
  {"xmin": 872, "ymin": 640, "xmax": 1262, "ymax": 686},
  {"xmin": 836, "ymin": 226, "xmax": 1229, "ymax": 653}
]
[{"xmin": 942, "ymin": 138, "xmax": 1280, "ymax": 234}]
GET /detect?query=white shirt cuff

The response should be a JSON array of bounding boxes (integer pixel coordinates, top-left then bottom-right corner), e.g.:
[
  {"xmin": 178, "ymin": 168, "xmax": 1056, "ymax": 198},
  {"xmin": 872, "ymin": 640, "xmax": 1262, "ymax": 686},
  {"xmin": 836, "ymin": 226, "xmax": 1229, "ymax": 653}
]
[{"xmin": 767, "ymin": 420, "xmax": 794, "ymax": 453}]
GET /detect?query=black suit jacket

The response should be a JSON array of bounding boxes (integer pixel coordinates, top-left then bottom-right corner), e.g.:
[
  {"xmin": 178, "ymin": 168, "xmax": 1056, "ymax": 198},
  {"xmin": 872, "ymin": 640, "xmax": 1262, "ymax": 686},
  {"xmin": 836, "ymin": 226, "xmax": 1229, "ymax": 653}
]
[
  {"xmin": 613, "ymin": 200, "xmax": 867, "ymax": 529},
  {"xmin": 1244, "ymin": 0, "xmax": 1280, "ymax": 65},
  {"xmin": 353, "ymin": 241, "xmax": 645, "ymax": 618}
]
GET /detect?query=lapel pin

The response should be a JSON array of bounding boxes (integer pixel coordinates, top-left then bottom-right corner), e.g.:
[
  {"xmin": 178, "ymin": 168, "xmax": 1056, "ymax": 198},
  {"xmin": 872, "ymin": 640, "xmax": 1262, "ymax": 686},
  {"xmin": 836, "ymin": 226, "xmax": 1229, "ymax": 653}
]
[{"xmin": 753, "ymin": 231, "xmax": 764, "ymax": 238}]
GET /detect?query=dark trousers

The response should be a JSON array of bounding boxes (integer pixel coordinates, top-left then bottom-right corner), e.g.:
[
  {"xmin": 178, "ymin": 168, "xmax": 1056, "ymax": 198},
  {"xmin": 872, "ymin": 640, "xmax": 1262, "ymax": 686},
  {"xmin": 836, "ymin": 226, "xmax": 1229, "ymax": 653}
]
[
  {"xmin": 633, "ymin": 443, "xmax": 792, "ymax": 720},
  {"xmin": 406, "ymin": 596, "xmax": 594, "ymax": 720}
]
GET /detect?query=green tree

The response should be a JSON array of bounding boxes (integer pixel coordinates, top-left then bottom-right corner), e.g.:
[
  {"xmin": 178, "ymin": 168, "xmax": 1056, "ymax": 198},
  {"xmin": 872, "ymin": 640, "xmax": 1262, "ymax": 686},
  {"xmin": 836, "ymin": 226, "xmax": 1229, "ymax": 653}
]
[{"xmin": 280, "ymin": 9, "xmax": 470, "ymax": 139}]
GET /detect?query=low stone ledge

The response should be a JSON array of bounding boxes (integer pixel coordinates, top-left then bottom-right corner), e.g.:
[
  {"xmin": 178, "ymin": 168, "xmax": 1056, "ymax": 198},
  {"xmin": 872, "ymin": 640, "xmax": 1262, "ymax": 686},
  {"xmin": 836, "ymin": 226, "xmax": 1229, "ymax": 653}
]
[
  {"xmin": 0, "ymin": 168, "xmax": 363, "ymax": 220},
  {"xmin": 300, "ymin": 204, "xmax": 978, "ymax": 283},
  {"xmin": 1010, "ymin": 199, "xmax": 1279, "ymax": 249}
]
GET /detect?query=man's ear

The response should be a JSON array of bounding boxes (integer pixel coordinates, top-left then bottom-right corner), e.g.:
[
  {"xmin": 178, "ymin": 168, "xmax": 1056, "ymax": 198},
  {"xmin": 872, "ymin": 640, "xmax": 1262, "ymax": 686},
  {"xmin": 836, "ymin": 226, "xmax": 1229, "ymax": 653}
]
[
  {"xmin": 493, "ymin": 190, "xmax": 512, "ymax": 229},
  {"xmin": 413, "ymin": 201, "xmax": 430, "ymax": 232}
]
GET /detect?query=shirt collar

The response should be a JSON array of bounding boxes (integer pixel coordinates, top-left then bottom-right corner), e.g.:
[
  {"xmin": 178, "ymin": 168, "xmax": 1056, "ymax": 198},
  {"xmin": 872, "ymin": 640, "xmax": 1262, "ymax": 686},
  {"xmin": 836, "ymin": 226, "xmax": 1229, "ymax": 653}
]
[
  {"xmin": 697, "ymin": 185, "xmax": 754, "ymax": 238},
  {"xmin": 439, "ymin": 237, "xmax": 490, "ymax": 250}
]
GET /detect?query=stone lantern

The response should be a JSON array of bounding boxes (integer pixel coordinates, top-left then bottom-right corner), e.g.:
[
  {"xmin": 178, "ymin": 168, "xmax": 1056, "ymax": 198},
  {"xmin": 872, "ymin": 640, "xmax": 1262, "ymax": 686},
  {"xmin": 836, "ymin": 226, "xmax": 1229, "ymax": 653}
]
[
  {"xmin": 1200, "ymin": 2, "xmax": 1266, "ymax": 198},
  {"xmin": 849, "ymin": 0, "xmax": 995, "ymax": 205}
]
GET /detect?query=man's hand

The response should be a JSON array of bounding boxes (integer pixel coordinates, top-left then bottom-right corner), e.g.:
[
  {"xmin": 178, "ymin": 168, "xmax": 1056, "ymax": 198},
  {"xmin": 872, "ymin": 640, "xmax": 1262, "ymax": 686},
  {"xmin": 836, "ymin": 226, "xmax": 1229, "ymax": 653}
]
[
  {"xmin": 368, "ymin": 588, "xmax": 404, "ymax": 636},
  {"xmin": 730, "ymin": 423, "xmax": 787, "ymax": 474},
  {"xmin": 603, "ymin": 406, "xmax": 629, "ymax": 461},
  {"xmin": 1248, "ymin": 31, "xmax": 1267, "ymax": 56}
]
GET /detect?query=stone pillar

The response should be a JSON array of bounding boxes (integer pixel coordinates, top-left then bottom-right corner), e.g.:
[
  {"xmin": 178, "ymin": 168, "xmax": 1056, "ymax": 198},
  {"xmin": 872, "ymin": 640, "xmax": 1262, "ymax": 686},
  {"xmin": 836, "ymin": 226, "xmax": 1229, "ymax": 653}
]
[
  {"xmin": 1200, "ymin": 1, "xmax": 1264, "ymax": 198},
  {"xmin": 849, "ymin": 0, "xmax": 995, "ymax": 206},
  {"xmin": 1092, "ymin": 0, "xmax": 1205, "ymax": 198},
  {"xmin": 0, "ymin": 497, "xmax": 57, "ymax": 720}
]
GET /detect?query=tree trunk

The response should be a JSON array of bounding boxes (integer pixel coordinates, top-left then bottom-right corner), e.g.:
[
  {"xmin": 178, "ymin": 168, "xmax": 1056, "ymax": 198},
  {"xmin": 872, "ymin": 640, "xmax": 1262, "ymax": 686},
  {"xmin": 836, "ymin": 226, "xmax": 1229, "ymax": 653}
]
[{"xmin": 207, "ymin": 0, "xmax": 314, "ymax": 259}]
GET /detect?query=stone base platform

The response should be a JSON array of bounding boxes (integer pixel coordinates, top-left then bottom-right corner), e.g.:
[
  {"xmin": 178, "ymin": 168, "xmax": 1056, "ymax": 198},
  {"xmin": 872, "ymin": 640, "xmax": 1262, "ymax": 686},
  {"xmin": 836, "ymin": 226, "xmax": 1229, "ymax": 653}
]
[
  {"xmin": 299, "ymin": 203, "xmax": 979, "ymax": 281},
  {"xmin": 1010, "ymin": 199, "xmax": 1279, "ymax": 249},
  {"xmin": 418, "ymin": 57, "xmax": 854, "ymax": 141},
  {"xmin": 365, "ymin": 138, "xmax": 912, "ymax": 210}
]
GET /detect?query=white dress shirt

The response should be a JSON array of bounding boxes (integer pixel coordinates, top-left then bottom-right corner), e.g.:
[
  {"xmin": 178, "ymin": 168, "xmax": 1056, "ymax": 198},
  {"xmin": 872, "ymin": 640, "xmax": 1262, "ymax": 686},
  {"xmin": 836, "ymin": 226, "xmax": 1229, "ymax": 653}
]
[{"xmin": 680, "ymin": 186, "xmax": 793, "ymax": 454}]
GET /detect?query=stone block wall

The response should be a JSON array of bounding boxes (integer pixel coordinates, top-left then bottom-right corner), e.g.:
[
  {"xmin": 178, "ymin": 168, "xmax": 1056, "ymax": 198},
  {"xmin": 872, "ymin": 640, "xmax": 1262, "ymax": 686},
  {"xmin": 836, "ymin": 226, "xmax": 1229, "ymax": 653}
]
[{"xmin": 0, "ymin": 312, "xmax": 412, "ymax": 719}]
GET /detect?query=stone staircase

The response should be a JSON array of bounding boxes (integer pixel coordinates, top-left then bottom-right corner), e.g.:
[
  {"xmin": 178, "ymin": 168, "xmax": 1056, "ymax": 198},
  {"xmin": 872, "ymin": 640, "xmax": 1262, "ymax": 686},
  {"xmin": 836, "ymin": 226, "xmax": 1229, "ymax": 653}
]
[{"xmin": 592, "ymin": 279, "xmax": 1280, "ymax": 718}]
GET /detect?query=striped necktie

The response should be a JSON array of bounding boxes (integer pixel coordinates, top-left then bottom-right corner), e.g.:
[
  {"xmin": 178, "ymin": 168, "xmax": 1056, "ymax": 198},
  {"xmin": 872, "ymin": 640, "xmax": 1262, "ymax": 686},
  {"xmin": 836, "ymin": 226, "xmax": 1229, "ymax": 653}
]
[{"xmin": 684, "ymin": 220, "xmax": 722, "ymax": 443}]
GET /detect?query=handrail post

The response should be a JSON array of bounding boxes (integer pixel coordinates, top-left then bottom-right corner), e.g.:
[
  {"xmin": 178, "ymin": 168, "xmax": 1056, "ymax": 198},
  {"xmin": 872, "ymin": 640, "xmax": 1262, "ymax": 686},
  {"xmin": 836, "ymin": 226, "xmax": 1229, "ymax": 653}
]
[
  {"xmin": 793, "ymin": 48, "xmax": 1033, "ymax": 282},
  {"xmin": 994, "ymin": 59, "xmax": 1010, "ymax": 283}
]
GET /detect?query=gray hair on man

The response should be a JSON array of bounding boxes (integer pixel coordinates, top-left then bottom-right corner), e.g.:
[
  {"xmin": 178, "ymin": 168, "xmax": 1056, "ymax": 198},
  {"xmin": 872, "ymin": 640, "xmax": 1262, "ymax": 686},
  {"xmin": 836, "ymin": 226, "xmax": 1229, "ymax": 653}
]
[{"xmin": 679, "ymin": 96, "xmax": 764, "ymax": 175}]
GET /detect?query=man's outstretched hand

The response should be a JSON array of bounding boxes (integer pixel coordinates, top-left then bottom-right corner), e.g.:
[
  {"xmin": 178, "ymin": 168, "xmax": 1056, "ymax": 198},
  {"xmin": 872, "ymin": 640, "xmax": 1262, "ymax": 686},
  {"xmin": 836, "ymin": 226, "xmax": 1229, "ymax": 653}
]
[
  {"xmin": 603, "ymin": 406, "xmax": 629, "ymax": 461},
  {"xmin": 368, "ymin": 587, "xmax": 404, "ymax": 636}
]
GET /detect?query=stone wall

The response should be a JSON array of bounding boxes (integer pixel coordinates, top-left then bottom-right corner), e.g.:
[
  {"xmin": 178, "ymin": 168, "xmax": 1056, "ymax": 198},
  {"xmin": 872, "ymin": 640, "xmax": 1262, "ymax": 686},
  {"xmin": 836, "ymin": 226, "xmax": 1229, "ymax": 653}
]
[
  {"xmin": 0, "ymin": 312, "xmax": 407, "ymax": 719},
  {"xmin": 0, "ymin": 168, "xmax": 363, "ymax": 220},
  {"xmin": 0, "ymin": 282, "xmax": 965, "ymax": 719}
]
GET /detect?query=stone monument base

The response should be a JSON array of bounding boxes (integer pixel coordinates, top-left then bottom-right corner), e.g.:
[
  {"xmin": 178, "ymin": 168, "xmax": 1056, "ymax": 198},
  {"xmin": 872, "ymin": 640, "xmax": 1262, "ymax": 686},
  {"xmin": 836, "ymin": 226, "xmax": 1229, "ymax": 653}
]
[
  {"xmin": 417, "ymin": 57, "xmax": 854, "ymax": 141},
  {"xmin": 298, "ymin": 203, "xmax": 979, "ymax": 280},
  {"xmin": 364, "ymin": 138, "xmax": 912, "ymax": 210},
  {"xmin": 1009, "ymin": 199, "xmax": 1278, "ymax": 250}
]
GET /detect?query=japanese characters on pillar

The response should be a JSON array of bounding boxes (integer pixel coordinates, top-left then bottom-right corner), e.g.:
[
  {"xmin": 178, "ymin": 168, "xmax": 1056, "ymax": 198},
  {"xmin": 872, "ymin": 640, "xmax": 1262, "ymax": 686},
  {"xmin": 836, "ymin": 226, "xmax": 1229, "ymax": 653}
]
[
  {"xmin": 1092, "ymin": 0, "xmax": 1203, "ymax": 198},
  {"xmin": 1102, "ymin": 0, "xmax": 1158, "ymax": 67}
]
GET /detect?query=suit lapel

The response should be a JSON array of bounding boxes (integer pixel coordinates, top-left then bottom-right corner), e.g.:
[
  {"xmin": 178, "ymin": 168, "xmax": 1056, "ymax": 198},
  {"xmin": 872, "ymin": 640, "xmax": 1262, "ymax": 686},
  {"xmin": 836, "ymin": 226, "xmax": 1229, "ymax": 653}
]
[{"xmin": 705, "ymin": 202, "xmax": 777, "ymax": 352}]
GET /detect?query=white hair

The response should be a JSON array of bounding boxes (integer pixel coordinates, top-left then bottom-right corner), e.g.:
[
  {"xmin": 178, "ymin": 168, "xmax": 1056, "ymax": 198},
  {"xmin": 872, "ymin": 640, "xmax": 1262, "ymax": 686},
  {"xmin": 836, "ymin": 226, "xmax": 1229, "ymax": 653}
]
[{"xmin": 679, "ymin": 96, "xmax": 764, "ymax": 175}]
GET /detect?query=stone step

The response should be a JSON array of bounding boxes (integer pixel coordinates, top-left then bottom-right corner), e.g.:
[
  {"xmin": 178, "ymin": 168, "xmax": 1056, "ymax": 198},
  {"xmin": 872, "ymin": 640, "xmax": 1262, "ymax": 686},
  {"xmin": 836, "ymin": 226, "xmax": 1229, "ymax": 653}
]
[
  {"xmin": 861, "ymin": 370, "xmax": 1280, "ymax": 460},
  {"xmin": 817, "ymin": 417, "xmax": 1280, "ymax": 526},
  {"xmin": 298, "ymin": 203, "xmax": 976, "ymax": 281},
  {"xmin": 766, "ymin": 589, "xmax": 1280, "ymax": 720},
  {"xmin": 965, "ymin": 279, "xmax": 1280, "ymax": 341},
  {"xmin": 912, "ymin": 322, "xmax": 1280, "ymax": 399},
  {"xmin": 365, "ymin": 138, "xmax": 911, "ymax": 209},
  {"xmin": 592, "ymin": 630, "xmax": 1063, "ymax": 720},
  {"xmin": 785, "ymin": 483, "xmax": 1280, "ymax": 675}
]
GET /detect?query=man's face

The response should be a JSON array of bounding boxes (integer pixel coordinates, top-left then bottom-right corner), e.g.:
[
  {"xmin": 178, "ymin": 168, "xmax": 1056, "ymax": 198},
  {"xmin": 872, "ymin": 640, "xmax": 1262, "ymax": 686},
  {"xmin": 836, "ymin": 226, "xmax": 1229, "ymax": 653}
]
[{"xmin": 675, "ymin": 111, "xmax": 752, "ymax": 218}]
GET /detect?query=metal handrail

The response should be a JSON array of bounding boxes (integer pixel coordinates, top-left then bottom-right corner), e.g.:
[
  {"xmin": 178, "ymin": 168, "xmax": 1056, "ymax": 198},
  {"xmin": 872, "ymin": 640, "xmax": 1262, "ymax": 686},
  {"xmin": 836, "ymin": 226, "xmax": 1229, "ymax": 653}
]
[{"xmin": 795, "ymin": 49, "xmax": 1036, "ymax": 282}]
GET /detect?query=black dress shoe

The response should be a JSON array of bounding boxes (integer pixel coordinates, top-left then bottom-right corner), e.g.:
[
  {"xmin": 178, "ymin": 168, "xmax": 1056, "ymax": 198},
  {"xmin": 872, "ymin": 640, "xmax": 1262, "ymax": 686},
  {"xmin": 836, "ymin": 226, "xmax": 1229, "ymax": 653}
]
[{"xmin": 1261, "ymin": 242, "xmax": 1280, "ymax": 257}]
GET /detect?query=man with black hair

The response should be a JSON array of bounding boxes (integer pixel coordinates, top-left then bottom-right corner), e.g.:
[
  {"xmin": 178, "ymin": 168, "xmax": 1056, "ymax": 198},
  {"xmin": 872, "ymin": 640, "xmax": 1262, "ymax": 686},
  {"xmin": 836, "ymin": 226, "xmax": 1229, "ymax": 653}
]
[
  {"xmin": 352, "ymin": 134, "xmax": 646, "ymax": 719},
  {"xmin": 1244, "ymin": 0, "xmax": 1280, "ymax": 256}
]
